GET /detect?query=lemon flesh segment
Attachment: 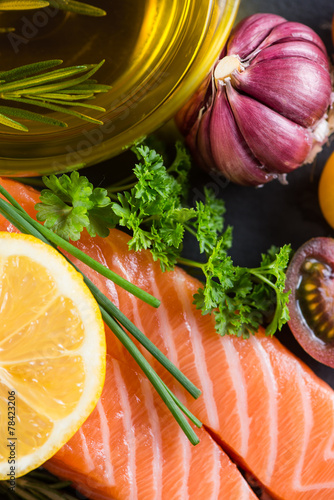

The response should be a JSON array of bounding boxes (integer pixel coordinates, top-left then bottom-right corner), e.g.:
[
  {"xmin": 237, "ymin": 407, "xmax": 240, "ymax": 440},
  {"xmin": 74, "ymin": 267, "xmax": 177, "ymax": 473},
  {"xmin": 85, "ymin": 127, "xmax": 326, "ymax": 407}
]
[{"xmin": 0, "ymin": 232, "xmax": 106, "ymax": 479}]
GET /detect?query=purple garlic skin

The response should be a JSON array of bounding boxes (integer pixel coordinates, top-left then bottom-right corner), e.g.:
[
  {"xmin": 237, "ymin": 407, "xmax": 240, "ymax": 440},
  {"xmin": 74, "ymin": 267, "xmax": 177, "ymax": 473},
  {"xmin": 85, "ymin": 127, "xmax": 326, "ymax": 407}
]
[{"xmin": 176, "ymin": 13, "xmax": 333, "ymax": 186}]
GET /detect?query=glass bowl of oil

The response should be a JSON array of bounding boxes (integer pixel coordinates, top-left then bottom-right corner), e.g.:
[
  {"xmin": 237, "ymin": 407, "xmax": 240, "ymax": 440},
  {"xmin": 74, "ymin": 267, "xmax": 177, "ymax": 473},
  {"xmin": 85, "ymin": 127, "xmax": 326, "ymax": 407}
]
[{"xmin": 0, "ymin": 0, "xmax": 239, "ymax": 176}]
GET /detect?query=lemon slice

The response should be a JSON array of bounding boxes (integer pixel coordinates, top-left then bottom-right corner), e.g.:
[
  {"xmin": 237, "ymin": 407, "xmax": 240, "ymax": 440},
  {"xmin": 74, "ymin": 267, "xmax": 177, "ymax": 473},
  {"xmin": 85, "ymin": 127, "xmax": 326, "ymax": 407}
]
[{"xmin": 0, "ymin": 232, "xmax": 106, "ymax": 479}]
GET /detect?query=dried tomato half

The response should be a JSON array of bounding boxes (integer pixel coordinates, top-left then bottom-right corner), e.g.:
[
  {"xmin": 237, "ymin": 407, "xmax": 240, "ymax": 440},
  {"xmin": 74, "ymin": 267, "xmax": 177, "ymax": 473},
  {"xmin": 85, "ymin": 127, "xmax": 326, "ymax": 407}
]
[{"xmin": 285, "ymin": 237, "xmax": 334, "ymax": 367}]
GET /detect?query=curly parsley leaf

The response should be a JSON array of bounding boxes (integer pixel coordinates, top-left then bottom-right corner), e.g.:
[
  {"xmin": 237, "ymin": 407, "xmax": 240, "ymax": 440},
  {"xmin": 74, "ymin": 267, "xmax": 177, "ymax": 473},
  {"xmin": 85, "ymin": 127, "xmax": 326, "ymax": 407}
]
[
  {"xmin": 35, "ymin": 171, "xmax": 117, "ymax": 240},
  {"xmin": 193, "ymin": 188, "xmax": 226, "ymax": 254},
  {"xmin": 193, "ymin": 243, "xmax": 292, "ymax": 338},
  {"xmin": 35, "ymin": 141, "xmax": 292, "ymax": 337},
  {"xmin": 111, "ymin": 144, "xmax": 195, "ymax": 271}
]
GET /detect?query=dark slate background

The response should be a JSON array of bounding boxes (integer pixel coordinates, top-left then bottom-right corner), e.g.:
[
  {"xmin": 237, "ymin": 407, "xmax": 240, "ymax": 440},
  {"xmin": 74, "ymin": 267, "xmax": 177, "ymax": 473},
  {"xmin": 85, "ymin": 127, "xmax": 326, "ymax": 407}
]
[{"xmin": 222, "ymin": 0, "xmax": 334, "ymax": 386}]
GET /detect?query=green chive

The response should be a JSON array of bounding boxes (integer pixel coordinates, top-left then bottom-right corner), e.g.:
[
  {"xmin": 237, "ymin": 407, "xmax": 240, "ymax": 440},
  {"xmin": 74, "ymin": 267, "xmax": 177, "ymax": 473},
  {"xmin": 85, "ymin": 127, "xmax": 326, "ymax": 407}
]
[
  {"xmin": 0, "ymin": 183, "xmax": 202, "ymax": 445},
  {"xmin": 100, "ymin": 309, "xmax": 200, "ymax": 445},
  {"xmin": 0, "ymin": 185, "xmax": 159, "ymax": 308}
]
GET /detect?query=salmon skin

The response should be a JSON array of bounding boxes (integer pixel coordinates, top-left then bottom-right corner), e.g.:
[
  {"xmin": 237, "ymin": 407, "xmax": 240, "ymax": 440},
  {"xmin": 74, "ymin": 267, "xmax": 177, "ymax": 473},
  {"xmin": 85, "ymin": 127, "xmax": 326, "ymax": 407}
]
[{"xmin": 1, "ymin": 178, "xmax": 334, "ymax": 499}]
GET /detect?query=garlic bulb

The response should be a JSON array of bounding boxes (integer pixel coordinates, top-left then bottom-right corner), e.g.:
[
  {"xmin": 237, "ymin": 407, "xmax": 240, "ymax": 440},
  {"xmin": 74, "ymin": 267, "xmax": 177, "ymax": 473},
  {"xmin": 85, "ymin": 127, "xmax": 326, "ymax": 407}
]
[{"xmin": 176, "ymin": 13, "xmax": 333, "ymax": 186}]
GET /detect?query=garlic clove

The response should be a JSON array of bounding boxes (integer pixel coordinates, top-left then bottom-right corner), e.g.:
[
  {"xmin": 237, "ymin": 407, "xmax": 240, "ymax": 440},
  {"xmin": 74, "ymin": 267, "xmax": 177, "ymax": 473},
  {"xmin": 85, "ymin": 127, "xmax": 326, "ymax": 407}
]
[
  {"xmin": 175, "ymin": 74, "xmax": 212, "ymax": 137},
  {"xmin": 226, "ymin": 82, "xmax": 313, "ymax": 173},
  {"xmin": 176, "ymin": 13, "xmax": 334, "ymax": 186},
  {"xmin": 232, "ymin": 57, "xmax": 332, "ymax": 128},
  {"xmin": 256, "ymin": 21, "xmax": 328, "ymax": 54},
  {"xmin": 208, "ymin": 84, "xmax": 273, "ymax": 185},
  {"xmin": 227, "ymin": 13, "xmax": 285, "ymax": 60},
  {"xmin": 196, "ymin": 102, "xmax": 217, "ymax": 172},
  {"xmin": 250, "ymin": 40, "xmax": 330, "ymax": 70}
]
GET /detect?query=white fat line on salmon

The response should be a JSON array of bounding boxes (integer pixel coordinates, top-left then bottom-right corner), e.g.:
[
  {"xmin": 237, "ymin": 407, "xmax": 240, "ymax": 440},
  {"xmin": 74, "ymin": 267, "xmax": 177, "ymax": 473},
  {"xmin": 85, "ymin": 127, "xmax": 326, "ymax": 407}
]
[
  {"xmin": 210, "ymin": 441, "xmax": 223, "ymax": 500},
  {"xmin": 222, "ymin": 337, "xmax": 251, "ymax": 457},
  {"xmin": 148, "ymin": 267, "xmax": 180, "ymax": 368},
  {"xmin": 110, "ymin": 254, "xmax": 167, "ymax": 498},
  {"xmin": 109, "ymin": 252, "xmax": 192, "ymax": 499},
  {"xmin": 148, "ymin": 268, "xmax": 193, "ymax": 500},
  {"xmin": 240, "ymin": 479, "xmax": 257, "ymax": 500},
  {"xmin": 324, "ymin": 398, "xmax": 334, "ymax": 461},
  {"xmin": 109, "ymin": 253, "xmax": 156, "ymax": 364},
  {"xmin": 83, "ymin": 237, "xmax": 121, "ymax": 305},
  {"xmin": 111, "ymin": 360, "xmax": 138, "ymax": 499},
  {"xmin": 78, "ymin": 428, "xmax": 95, "ymax": 473},
  {"xmin": 140, "ymin": 376, "xmax": 163, "ymax": 500},
  {"xmin": 249, "ymin": 336, "xmax": 278, "ymax": 484},
  {"xmin": 96, "ymin": 399, "xmax": 115, "ymax": 487},
  {"xmin": 178, "ymin": 411, "xmax": 192, "ymax": 500},
  {"xmin": 105, "ymin": 237, "xmax": 138, "ymax": 293},
  {"xmin": 293, "ymin": 364, "xmax": 334, "ymax": 492},
  {"xmin": 173, "ymin": 272, "xmax": 220, "ymax": 430}
]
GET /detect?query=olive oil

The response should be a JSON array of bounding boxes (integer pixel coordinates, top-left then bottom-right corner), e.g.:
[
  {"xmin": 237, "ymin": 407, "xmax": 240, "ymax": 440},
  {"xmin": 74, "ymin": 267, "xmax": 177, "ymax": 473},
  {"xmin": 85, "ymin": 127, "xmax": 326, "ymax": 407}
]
[
  {"xmin": 0, "ymin": 0, "xmax": 154, "ymax": 84},
  {"xmin": 0, "ymin": 0, "xmax": 238, "ymax": 175}
]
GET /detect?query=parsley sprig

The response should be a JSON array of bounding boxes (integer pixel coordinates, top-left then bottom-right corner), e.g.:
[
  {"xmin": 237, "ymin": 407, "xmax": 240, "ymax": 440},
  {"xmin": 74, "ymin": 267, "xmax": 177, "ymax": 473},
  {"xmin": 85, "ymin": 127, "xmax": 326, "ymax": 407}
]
[
  {"xmin": 0, "ymin": 181, "xmax": 202, "ymax": 446},
  {"xmin": 35, "ymin": 142, "xmax": 292, "ymax": 338},
  {"xmin": 193, "ymin": 242, "xmax": 291, "ymax": 337}
]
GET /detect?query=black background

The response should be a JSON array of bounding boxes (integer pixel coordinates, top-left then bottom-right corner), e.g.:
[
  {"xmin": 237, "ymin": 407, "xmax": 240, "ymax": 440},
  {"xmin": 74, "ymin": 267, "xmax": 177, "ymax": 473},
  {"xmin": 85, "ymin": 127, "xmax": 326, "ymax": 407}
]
[{"xmin": 222, "ymin": 0, "xmax": 334, "ymax": 387}]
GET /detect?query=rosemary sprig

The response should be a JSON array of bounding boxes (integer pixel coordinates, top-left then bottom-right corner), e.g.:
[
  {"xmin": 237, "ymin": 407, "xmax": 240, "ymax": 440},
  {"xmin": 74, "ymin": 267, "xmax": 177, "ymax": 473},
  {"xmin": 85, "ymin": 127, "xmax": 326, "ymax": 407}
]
[
  {"xmin": 0, "ymin": 1, "xmax": 49, "ymax": 9},
  {"xmin": 0, "ymin": 468, "xmax": 77, "ymax": 500},
  {"xmin": 0, "ymin": 182, "xmax": 202, "ymax": 445},
  {"xmin": 0, "ymin": 0, "xmax": 106, "ymax": 17},
  {"xmin": 48, "ymin": 0, "xmax": 106, "ymax": 16},
  {"xmin": 0, "ymin": 60, "xmax": 110, "ymax": 131}
]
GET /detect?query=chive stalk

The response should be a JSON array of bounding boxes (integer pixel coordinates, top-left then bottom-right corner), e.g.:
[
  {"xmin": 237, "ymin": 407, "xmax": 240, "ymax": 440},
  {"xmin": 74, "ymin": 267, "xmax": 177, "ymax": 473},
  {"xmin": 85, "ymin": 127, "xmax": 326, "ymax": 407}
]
[
  {"xmin": 0, "ymin": 184, "xmax": 160, "ymax": 308},
  {"xmin": 100, "ymin": 310, "xmax": 201, "ymax": 445},
  {"xmin": 0, "ymin": 183, "xmax": 202, "ymax": 444},
  {"xmin": 76, "ymin": 275, "xmax": 201, "ymax": 399}
]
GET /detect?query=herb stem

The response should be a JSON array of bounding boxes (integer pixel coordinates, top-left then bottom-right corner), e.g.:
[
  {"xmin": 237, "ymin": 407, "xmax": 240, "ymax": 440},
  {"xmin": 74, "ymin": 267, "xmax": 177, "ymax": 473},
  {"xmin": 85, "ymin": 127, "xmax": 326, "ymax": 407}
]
[
  {"xmin": 176, "ymin": 257, "xmax": 204, "ymax": 270},
  {"xmin": 107, "ymin": 172, "xmax": 137, "ymax": 189},
  {"xmin": 184, "ymin": 223, "xmax": 197, "ymax": 238},
  {"xmin": 107, "ymin": 182, "xmax": 137, "ymax": 193},
  {"xmin": 0, "ymin": 198, "xmax": 51, "ymax": 244},
  {"xmin": 100, "ymin": 309, "xmax": 200, "ymax": 445},
  {"xmin": 34, "ymin": 220, "xmax": 160, "ymax": 307},
  {"xmin": 0, "ymin": 184, "xmax": 160, "ymax": 309},
  {"xmin": 107, "ymin": 192, "xmax": 119, "ymax": 201},
  {"xmin": 0, "ymin": 182, "xmax": 202, "ymax": 445},
  {"xmin": 162, "ymin": 382, "xmax": 201, "ymax": 427},
  {"xmin": 249, "ymin": 269, "xmax": 276, "ymax": 290},
  {"xmin": 141, "ymin": 215, "xmax": 160, "ymax": 224},
  {"xmin": 80, "ymin": 276, "xmax": 201, "ymax": 399}
]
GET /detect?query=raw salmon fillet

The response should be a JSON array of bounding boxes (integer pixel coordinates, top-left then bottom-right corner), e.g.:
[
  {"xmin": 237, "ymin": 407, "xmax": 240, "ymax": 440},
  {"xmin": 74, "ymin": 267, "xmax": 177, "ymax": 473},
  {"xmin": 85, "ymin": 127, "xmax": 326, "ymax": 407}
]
[
  {"xmin": 46, "ymin": 357, "xmax": 257, "ymax": 500},
  {"xmin": 0, "ymin": 178, "xmax": 257, "ymax": 500},
  {"xmin": 1, "ymin": 178, "xmax": 334, "ymax": 499}
]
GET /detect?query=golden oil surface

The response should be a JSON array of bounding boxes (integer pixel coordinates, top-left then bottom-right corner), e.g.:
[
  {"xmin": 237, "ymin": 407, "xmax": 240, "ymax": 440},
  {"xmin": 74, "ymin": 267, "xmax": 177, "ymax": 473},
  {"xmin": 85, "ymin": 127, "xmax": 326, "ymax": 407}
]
[
  {"xmin": 0, "ymin": 0, "xmax": 236, "ymax": 175},
  {"xmin": 1, "ymin": 1, "xmax": 155, "ymax": 83}
]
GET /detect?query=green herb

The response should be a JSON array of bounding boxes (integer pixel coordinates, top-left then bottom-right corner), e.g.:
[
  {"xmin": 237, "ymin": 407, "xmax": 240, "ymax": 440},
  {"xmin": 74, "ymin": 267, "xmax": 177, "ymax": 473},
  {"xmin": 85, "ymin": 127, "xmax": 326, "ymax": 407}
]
[
  {"xmin": 111, "ymin": 143, "xmax": 195, "ymax": 271},
  {"xmin": 0, "ymin": 0, "xmax": 106, "ymax": 17},
  {"xmin": 36, "ymin": 171, "xmax": 116, "ymax": 240},
  {"xmin": 193, "ymin": 243, "xmax": 291, "ymax": 338},
  {"xmin": 0, "ymin": 182, "xmax": 202, "ymax": 446},
  {"xmin": 0, "ymin": 468, "xmax": 77, "ymax": 500},
  {"xmin": 36, "ymin": 142, "xmax": 292, "ymax": 337},
  {"xmin": 0, "ymin": 60, "xmax": 110, "ymax": 131},
  {"xmin": 0, "ymin": 1, "xmax": 49, "ymax": 9}
]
